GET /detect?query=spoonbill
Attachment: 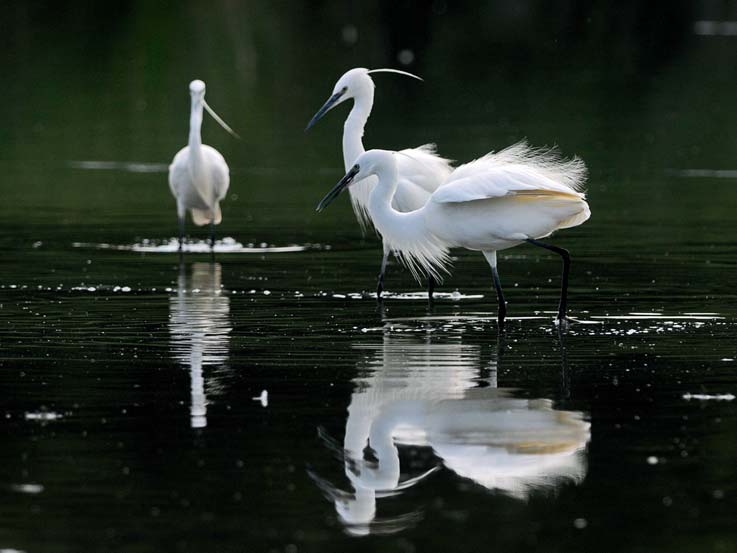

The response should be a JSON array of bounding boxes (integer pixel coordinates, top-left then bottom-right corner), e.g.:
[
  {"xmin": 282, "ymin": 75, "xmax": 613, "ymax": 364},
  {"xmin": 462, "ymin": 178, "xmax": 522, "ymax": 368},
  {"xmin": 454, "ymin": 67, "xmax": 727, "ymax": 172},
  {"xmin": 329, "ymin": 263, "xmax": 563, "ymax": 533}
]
[
  {"xmin": 305, "ymin": 68, "xmax": 453, "ymax": 297},
  {"xmin": 168, "ymin": 79, "xmax": 239, "ymax": 251},
  {"xmin": 316, "ymin": 144, "xmax": 590, "ymax": 323}
]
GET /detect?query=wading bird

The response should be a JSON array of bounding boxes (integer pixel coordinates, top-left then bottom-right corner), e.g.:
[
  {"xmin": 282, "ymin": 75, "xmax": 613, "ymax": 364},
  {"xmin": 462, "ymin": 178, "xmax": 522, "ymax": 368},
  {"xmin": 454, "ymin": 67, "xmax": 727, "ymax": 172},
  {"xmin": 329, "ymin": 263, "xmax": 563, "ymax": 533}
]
[
  {"xmin": 169, "ymin": 79, "xmax": 239, "ymax": 251},
  {"xmin": 317, "ymin": 144, "xmax": 590, "ymax": 323},
  {"xmin": 306, "ymin": 68, "xmax": 453, "ymax": 297}
]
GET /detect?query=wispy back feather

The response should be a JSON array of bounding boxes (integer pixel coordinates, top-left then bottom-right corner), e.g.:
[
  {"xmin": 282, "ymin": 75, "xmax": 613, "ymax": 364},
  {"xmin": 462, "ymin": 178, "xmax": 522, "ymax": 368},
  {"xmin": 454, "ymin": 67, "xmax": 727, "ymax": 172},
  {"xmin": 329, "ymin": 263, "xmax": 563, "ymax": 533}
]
[{"xmin": 447, "ymin": 140, "xmax": 587, "ymax": 193}]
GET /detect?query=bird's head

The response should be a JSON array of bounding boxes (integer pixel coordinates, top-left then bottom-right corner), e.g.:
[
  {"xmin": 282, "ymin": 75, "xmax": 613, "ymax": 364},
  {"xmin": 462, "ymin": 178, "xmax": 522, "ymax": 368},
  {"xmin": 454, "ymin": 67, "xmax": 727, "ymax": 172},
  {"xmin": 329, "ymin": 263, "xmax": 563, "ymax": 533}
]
[
  {"xmin": 305, "ymin": 68, "xmax": 422, "ymax": 131},
  {"xmin": 187, "ymin": 79, "xmax": 240, "ymax": 139},
  {"xmin": 189, "ymin": 79, "xmax": 206, "ymax": 99},
  {"xmin": 316, "ymin": 149, "xmax": 396, "ymax": 212}
]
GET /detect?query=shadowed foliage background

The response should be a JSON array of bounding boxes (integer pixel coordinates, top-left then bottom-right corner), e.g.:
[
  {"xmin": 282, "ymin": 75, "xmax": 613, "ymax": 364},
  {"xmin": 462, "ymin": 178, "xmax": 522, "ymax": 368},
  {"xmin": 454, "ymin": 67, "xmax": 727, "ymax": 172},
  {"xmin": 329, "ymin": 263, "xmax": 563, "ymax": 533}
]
[{"xmin": 1, "ymin": 2, "xmax": 737, "ymax": 552}]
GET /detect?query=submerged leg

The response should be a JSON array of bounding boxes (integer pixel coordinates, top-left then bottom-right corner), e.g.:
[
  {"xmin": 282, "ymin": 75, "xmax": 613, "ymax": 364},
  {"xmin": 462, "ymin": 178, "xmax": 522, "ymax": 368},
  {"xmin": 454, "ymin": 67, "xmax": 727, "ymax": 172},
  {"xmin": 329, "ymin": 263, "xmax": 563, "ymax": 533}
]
[
  {"xmin": 376, "ymin": 243, "xmax": 391, "ymax": 299},
  {"xmin": 526, "ymin": 238, "xmax": 571, "ymax": 321},
  {"xmin": 483, "ymin": 251, "xmax": 506, "ymax": 325}
]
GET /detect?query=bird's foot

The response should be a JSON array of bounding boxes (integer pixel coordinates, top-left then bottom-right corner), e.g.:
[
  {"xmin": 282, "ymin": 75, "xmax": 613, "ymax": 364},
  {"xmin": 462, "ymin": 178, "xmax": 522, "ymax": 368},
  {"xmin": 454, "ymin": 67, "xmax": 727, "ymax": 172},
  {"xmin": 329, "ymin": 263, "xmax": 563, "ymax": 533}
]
[
  {"xmin": 497, "ymin": 304, "xmax": 507, "ymax": 326},
  {"xmin": 496, "ymin": 309, "xmax": 507, "ymax": 332},
  {"xmin": 554, "ymin": 316, "xmax": 575, "ymax": 331}
]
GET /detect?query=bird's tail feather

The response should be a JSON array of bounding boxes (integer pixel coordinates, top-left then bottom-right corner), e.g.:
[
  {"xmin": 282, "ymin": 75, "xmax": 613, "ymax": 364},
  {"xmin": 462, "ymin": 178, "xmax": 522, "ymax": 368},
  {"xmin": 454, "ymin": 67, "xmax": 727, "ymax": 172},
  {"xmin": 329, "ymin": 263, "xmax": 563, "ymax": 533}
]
[{"xmin": 190, "ymin": 204, "xmax": 222, "ymax": 226}]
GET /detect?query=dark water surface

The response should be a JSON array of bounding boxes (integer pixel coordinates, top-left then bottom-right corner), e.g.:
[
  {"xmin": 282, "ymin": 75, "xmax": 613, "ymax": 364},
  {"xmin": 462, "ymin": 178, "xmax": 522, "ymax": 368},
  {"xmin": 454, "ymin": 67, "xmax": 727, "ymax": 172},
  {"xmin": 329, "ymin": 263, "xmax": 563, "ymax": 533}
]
[{"xmin": 3, "ymin": 3, "xmax": 737, "ymax": 552}]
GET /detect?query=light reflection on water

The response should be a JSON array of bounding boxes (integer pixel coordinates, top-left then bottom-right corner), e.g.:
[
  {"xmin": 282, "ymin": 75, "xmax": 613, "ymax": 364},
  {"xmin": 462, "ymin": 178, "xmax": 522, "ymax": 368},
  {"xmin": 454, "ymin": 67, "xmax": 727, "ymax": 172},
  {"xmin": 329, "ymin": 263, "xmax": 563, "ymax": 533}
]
[
  {"xmin": 169, "ymin": 262, "xmax": 231, "ymax": 428},
  {"xmin": 312, "ymin": 330, "xmax": 590, "ymax": 536},
  {"xmin": 72, "ymin": 238, "xmax": 315, "ymax": 254}
]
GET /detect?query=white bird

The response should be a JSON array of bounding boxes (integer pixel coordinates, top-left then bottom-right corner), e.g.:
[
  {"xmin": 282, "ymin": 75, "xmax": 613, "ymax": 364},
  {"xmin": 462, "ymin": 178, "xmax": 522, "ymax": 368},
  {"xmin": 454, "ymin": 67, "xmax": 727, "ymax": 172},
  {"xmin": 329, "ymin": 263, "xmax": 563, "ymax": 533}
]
[
  {"xmin": 168, "ymin": 79, "xmax": 239, "ymax": 251},
  {"xmin": 305, "ymin": 68, "xmax": 453, "ymax": 297},
  {"xmin": 317, "ymin": 144, "xmax": 590, "ymax": 322}
]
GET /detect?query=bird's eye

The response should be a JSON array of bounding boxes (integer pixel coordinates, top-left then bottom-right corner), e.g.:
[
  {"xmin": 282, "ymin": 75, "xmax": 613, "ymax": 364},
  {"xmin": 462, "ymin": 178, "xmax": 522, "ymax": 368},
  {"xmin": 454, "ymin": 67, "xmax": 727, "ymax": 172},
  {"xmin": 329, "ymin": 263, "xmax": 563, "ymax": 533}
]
[
  {"xmin": 353, "ymin": 164, "xmax": 360, "ymax": 172},
  {"xmin": 341, "ymin": 86, "xmax": 348, "ymax": 93}
]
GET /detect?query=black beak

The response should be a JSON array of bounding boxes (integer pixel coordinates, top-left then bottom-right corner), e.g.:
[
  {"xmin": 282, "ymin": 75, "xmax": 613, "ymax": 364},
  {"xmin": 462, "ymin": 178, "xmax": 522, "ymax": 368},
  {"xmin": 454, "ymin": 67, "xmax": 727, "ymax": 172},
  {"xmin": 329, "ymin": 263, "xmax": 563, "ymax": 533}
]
[
  {"xmin": 305, "ymin": 90, "xmax": 346, "ymax": 131},
  {"xmin": 316, "ymin": 165, "xmax": 360, "ymax": 212}
]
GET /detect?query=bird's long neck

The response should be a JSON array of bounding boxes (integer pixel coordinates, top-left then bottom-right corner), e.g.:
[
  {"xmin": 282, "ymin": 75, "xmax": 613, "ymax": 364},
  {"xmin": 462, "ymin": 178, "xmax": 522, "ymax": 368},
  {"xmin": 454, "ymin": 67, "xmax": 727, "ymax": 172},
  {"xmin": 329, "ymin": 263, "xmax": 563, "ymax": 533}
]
[
  {"xmin": 188, "ymin": 99, "xmax": 204, "ymax": 174},
  {"xmin": 342, "ymin": 91, "xmax": 373, "ymax": 170},
  {"xmin": 368, "ymin": 163, "xmax": 428, "ymax": 239}
]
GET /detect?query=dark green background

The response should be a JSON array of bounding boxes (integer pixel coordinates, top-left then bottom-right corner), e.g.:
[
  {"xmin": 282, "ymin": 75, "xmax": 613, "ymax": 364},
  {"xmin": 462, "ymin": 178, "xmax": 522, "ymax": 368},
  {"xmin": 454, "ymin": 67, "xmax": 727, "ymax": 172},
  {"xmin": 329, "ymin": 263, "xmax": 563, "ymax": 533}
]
[{"xmin": 1, "ymin": 2, "xmax": 736, "ymax": 552}]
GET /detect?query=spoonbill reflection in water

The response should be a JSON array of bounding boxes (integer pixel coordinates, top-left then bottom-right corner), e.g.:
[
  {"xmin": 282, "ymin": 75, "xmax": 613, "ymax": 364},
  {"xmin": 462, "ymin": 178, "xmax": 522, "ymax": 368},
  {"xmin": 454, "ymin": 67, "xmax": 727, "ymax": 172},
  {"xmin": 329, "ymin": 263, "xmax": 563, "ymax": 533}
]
[
  {"xmin": 168, "ymin": 80, "xmax": 240, "ymax": 252},
  {"xmin": 317, "ymin": 146, "xmax": 590, "ymax": 322},
  {"xmin": 306, "ymin": 68, "xmax": 453, "ymax": 298},
  {"xmin": 169, "ymin": 262, "xmax": 232, "ymax": 428},
  {"xmin": 310, "ymin": 332, "xmax": 590, "ymax": 536}
]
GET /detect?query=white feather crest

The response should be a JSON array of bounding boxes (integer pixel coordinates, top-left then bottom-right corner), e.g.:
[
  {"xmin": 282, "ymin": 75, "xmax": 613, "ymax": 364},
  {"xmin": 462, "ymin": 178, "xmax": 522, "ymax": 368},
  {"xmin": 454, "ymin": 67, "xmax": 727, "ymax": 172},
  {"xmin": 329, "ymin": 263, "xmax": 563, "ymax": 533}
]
[{"xmin": 366, "ymin": 68, "xmax": 423, "ymax": 81}]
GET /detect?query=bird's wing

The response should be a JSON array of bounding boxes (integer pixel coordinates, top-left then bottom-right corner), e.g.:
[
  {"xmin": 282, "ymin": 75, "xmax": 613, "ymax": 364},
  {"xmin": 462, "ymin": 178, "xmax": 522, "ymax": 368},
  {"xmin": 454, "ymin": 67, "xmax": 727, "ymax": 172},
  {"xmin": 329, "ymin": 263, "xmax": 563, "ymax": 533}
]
[
  {"xmin": 396, "ymin": 144, "xmax": 454, "ymax": 196},
  {"xmin": 443, "ymin": 140, "xmax": 587, "ymax": 193},
  {"xmin": 392, "ymin": 175, "xmax": 435, "ymax": 212},
  {"xmin": 168, "ymin": 148, "xmax": 190, "ymax": 198},
  {"xmin": 210, "ymin": 160, "xmax": 230, "ymax": 202},
  {"xmin": 431, "ymin": 164, "xmax": 584, "ymax": 205},
  {"xmin": 201, "ymin": 145, "xmax": 230, "ymax": 203}
]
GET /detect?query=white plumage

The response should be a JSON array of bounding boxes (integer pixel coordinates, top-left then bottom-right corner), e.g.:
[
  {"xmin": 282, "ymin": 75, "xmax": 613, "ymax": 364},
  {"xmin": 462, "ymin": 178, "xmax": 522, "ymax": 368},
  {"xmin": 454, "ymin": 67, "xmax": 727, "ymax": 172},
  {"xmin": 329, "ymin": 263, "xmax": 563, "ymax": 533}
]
[
  {"xmin": 306, "ymin": 68, "xmax": 453, "ymax": 294},
  {"xmin": 168, "ymin": 79, "xmax": 239, "ymax": 250},
  {"xmin": 169, "ymin": 144, "xmax": 229, "ymax": 226},
  {"xmin": 318, "ymin": 142, "xmax": 591, "ymax": 321}
]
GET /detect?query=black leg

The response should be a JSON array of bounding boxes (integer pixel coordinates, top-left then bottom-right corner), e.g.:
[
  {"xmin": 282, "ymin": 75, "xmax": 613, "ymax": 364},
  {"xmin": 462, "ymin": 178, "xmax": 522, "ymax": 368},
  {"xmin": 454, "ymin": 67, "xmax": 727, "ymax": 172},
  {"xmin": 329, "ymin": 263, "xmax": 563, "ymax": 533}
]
[
  {"xmin": 209, "ymin": 220, "xmax": 216, "ymax": 261},
  {"xmin": 526, "ymin": 238, "xmax": 570, "ymax": 321},
  {"xmin": 376, "ymin": 249, "xmax": 389, "ymax": 299},
  {"xmin": 178, "ymin": 215, "xmax": 185, "ymax": 252},
  {"xmin": 492, "ymin": 264, "xmax": 506, "ymax": 325},
  {"xmin": 483, "ymin": 251, "xmax": 506, "ymax": 328},
  {"xmin": 427, "ymin": 275, "xmax": 436, "ymax": 302}
]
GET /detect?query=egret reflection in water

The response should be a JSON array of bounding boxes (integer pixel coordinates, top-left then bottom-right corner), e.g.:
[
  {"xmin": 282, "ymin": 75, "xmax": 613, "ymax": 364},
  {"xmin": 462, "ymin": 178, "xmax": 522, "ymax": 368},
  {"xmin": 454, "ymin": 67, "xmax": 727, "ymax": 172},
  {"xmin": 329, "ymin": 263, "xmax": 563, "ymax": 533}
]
[
  {"xmin": 311, "ymin": 329, "xmax": 590, "ymax": 536},
  {"xmin": 169, "ymin": 262, "xmax": 232, "ymax": 428}
]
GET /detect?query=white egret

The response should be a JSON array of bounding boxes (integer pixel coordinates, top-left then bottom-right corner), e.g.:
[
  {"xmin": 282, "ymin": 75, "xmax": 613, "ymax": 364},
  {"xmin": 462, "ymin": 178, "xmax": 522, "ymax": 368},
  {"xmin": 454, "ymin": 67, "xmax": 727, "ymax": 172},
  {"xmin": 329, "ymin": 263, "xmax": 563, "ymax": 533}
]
[
  {"xmin": 305, "ymin": 68, "xmax": 453, "ymax": 297},
  {"xmin": 317, "ymin": 144, "xmax": 590, "ymax": 323},
  {"xmin": 168, "ymin": 79, "xmax": 240, "ymax": 251}
]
